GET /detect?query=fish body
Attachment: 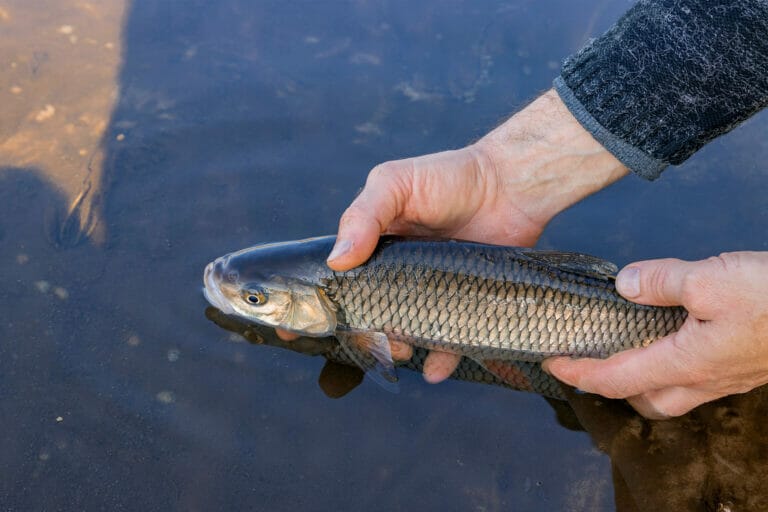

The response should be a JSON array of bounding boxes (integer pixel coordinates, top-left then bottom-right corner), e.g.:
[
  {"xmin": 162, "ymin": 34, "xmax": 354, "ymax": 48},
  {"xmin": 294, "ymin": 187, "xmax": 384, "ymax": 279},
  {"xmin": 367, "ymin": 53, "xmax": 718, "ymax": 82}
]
[
  {"xmin": 204, "ymin": 236, "xmax": 687, "ymax": 389},
  {"xmin": 205, "ymin": 307, "xmax": 566, "ymax": 399}
]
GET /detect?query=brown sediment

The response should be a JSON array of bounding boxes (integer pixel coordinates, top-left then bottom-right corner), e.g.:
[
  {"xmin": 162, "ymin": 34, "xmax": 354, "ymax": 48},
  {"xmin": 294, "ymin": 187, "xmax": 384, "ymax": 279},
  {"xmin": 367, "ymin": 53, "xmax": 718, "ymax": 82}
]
[{"xmin": 0, "ymin": 0, "xmax": 127, "ymax": 246}]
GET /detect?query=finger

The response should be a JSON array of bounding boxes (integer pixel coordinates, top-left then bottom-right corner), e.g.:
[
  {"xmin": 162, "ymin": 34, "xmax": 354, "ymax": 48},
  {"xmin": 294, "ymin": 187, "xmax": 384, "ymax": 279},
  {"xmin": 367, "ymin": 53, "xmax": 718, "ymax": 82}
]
[
  {"xmin": 542, "ymin": 334, "xmax": 699, "ymax": 399},
  {"xmin": 390, "ymin": 340, "xmax": 413, "ymax": 361},
  {"xmin": 276, "ymin": 328, "xmax": 300, "ymax": 341},
  {"xmin": 615, "ymin": 258, "xmax": 696, "ymax": 307},
  {"xmin": 627, "ymin": 386, "xmax": 725, "ymax": 419},
  {"xmin": 328, "ymin": 163, "xmax": 410, "ymax": 271},
  {"xmin": 423, "ymin": 351, "xmax": 461, "ymax": 384}
]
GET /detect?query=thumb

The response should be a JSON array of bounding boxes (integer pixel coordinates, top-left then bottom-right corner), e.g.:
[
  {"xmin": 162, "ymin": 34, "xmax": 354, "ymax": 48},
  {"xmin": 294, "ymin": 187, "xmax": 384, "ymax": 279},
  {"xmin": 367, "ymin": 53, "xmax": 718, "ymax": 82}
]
[
  {"xmin": 615, "ymin": 258, "xmax": 696, "ymax": 308},
  {"xmin": 327, "ymin": 162, "xmax": 412, "ymax": 271}
]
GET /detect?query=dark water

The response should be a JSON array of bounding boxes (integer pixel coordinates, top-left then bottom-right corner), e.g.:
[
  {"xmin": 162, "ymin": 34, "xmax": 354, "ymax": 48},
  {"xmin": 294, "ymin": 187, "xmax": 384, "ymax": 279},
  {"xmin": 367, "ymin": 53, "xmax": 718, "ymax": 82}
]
[{"xmin": 2, "ymin": 1, "xmax": 768, "ymax": 510}]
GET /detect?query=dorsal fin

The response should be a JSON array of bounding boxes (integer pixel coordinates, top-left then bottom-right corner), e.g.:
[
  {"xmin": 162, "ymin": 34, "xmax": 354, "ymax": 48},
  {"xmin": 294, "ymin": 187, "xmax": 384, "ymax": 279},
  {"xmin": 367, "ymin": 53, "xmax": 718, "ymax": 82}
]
[{"xmin": 518, "ymin": 249, "xmax": 618, "ymax": 280}]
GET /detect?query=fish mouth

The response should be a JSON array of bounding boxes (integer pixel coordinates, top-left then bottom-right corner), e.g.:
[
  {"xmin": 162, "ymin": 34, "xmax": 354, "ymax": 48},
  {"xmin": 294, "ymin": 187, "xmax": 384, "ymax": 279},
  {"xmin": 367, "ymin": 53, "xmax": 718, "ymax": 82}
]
[{"xmin": 203, "ymin": 260, "xmax": 235, "ymax": 314}]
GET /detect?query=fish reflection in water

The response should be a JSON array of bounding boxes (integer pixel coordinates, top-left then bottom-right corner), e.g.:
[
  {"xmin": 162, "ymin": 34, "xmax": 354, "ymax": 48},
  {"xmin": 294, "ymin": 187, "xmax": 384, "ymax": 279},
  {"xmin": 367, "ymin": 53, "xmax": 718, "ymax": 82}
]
[
  {"xmin": 204, "ymin": 306, "xmax": 566, "ymax": 401},
  {"xmin": 206, "ymin": 307, "xmax": 768, "ymax": 512}
]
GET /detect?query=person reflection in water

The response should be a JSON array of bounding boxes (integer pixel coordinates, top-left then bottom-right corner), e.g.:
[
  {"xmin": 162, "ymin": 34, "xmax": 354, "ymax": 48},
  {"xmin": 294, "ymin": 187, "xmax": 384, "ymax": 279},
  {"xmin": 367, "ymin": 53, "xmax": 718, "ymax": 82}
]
[{"xmin": 277, "ymin": 1, "xmax": 768, "ymax": 421}]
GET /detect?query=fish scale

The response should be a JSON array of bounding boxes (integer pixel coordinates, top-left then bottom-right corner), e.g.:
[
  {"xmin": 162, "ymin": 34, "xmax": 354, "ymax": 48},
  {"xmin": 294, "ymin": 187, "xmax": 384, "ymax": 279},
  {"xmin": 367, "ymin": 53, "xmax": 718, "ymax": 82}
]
[
  {"xmin": 204, "ymin": 236, "xmax": 688, "ymax": 390},
  {"xmin": 322, "ymin": 238, "xmax": 687, "ymax": 361}
]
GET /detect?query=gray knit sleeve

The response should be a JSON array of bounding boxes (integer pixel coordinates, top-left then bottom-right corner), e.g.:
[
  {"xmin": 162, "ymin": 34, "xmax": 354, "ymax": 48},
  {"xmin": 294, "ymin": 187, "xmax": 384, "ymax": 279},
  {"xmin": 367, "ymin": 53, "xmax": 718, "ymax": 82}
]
[{"xmin": 554, "ymin": 0, "xmax": 768, "ymax": 180}]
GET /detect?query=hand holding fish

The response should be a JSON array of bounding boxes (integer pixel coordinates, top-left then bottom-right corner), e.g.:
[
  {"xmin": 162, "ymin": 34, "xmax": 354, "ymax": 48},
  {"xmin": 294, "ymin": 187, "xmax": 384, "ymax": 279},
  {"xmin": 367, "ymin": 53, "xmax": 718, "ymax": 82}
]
[
  {"xmin": 543, "ymin": 252, "xmax": 768, "ymax": 419},
  {"xmin": 259, "ymin": 90, "xmax": 768, "ymax": 420},
  {"xmin": 320, "ymin": 89, "xmax": 628, "ymax": 381}
]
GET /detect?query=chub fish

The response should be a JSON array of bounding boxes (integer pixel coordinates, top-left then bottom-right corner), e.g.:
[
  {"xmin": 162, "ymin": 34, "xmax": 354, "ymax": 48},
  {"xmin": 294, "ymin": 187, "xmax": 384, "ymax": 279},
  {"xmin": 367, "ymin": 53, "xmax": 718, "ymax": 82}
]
[{"xmin": 203, "ymin": 236, "xmax": 687, "ymax": 391}]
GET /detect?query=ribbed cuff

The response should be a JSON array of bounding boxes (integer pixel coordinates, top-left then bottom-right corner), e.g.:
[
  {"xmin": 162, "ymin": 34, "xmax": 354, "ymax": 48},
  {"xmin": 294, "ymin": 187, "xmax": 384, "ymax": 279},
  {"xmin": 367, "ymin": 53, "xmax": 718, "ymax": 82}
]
[{"xmin": 553, "ymin": 76, "xmax": 667, "ymax": 181}]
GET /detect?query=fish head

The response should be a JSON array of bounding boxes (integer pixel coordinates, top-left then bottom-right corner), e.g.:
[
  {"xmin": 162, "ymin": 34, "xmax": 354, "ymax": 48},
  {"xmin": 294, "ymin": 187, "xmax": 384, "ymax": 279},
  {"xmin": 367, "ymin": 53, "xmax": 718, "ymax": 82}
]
[{"xmin": 203, "ymin": 237, "xmax": 338, "ymax": 336}]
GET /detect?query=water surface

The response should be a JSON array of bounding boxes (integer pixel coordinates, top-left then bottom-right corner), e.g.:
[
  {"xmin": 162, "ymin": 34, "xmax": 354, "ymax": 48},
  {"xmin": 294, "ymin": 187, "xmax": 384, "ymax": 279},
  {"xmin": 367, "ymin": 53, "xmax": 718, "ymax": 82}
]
[{"xmin": 2, "ymin": 1, "xmax": 768, "ymax": 510}]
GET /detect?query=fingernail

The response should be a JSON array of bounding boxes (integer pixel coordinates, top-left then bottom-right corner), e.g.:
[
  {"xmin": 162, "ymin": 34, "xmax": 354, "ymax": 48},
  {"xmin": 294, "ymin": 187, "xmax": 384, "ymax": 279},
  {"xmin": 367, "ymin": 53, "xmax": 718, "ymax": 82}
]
[
  {"xmin": 327, "ymin": 238, "xmax": 351, "ymax": 262},
  {"xmin": 616, "ymin": 266, "xmax": 641, "ymax": 298}
]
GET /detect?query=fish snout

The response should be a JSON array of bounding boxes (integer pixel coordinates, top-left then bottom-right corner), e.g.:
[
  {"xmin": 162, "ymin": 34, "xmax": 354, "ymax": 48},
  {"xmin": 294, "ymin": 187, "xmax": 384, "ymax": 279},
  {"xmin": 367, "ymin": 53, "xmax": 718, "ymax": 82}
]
[{"xmin": 203, "ymin": 259, "xmax": 235, "ymax": 314}]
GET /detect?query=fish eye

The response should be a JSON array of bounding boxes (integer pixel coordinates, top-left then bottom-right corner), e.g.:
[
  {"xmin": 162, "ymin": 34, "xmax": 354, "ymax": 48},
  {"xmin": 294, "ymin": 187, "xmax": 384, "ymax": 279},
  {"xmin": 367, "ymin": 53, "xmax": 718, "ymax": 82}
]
[{"xmin": 242, "ymin": 288, "xmax": 267, "ymax": 306}]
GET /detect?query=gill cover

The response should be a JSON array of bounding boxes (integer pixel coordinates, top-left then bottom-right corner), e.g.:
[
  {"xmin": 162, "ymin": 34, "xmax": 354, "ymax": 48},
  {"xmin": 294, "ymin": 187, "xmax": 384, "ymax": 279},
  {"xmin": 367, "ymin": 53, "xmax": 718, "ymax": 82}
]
[{"xmin": 276, "ymin": 281, "xmax": 338, "ymax": 336}]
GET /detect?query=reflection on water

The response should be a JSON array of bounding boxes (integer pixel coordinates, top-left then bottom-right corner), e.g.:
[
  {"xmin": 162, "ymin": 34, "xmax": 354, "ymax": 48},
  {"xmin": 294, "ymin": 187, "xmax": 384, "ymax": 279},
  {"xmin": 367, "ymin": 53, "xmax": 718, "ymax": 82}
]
[
  {"xmin": 208, "ymin": 311, "xmax": 768, "ymax": 511},
  {"xmin": 566, "ymin": 386, "xmax": 768, "ymax": 512},
  {"xmin": 1, "ymin": 0, "xmax": 768, "ymax": 510}
]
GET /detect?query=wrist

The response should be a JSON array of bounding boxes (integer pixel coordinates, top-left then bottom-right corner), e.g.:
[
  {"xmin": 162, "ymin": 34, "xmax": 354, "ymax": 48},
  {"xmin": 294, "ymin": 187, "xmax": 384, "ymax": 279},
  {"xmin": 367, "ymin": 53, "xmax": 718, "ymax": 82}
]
[{"xmin": 474, "ymin": 89, "xmax": 628, "ymax": 228}]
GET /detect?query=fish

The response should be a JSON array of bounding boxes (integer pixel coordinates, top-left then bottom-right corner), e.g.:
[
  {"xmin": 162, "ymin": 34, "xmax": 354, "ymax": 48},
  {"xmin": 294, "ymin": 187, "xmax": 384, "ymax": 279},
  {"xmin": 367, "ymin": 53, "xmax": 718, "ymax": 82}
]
[
  {"xmin": 203, "ymin": 236, "xmax": 687, "ymax": 391},
  {"xmin": 204, "ymin": 306, "xmax": 566, "ymax": 400}
]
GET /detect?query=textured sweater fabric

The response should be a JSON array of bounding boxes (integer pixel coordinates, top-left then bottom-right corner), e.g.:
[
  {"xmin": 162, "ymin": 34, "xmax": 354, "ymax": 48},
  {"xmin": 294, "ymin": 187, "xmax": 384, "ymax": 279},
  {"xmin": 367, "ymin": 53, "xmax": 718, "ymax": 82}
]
[{"xmin": 555, "ymin": 0, "xmax": 768, "ymax": 180}]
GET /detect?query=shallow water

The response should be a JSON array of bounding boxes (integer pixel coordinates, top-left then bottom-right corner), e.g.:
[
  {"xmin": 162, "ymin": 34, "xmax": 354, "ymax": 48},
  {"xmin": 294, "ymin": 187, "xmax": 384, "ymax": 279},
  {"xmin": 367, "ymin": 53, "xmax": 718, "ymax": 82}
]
[{"xmin": 2, "ymin": 1, "xmax": 768, "ymax": 510}]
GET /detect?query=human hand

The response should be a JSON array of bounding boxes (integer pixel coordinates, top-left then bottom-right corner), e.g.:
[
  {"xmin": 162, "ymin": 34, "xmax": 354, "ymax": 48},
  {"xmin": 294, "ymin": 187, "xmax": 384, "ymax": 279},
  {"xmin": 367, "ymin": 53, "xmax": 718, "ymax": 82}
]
[
  {"xmin": 281, "ymin": 90, "xmax": 628, "ymax": 382},
  {"xmin": 543, "ymin": 252, "xmax": 768, "ymax": 419}
]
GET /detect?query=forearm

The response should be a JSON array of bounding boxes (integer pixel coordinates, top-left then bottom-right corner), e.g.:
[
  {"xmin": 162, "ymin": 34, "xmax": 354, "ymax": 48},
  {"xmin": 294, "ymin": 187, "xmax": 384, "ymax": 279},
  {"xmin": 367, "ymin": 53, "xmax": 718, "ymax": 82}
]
[
  {"xmin": 556, "ymin": 0, "xmax": 768, "ymax": 180},
  {"xmin": 475, "ymin": 89, "xmax": 629, "ymax": 229}
]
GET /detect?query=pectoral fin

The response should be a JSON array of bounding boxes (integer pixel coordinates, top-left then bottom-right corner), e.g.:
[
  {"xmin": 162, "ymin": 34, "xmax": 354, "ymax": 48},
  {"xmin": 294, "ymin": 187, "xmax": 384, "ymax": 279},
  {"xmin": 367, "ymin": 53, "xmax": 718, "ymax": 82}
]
[{"xmin": 335, "ymin": 330, "xmax": 399, "ymax": 393}]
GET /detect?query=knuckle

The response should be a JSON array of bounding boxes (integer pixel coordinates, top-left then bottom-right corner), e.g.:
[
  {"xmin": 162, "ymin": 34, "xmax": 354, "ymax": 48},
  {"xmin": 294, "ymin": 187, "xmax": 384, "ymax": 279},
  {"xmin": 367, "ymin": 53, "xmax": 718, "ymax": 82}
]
[
  {"xmin": 646, "ymin": 261, "xmax": 676, "ymax": 298},
  {"xmin": 467, "ymin": 142, "xmax": 498, "ymax": 178},
  {"xmin": 679, "ymin": 267, "xmax": 712, "ymax": 310},
  {"xmin": 710, "ymin": 252, "xmax": 743, "ymax": 273},
  {"xmin": 338, "ymin": 202, "xmax": 368, "ymax": 225},
  {"xmin": 678, "ymin": 255, "xmax": 740, "ymax": 313},
  {"xmin": 368, "ymin": 161, "xmax": 402, "ymax": 181},
  {"xmin": 365, "ymin": 161, "xmax": 412, "ymax": 206}
]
